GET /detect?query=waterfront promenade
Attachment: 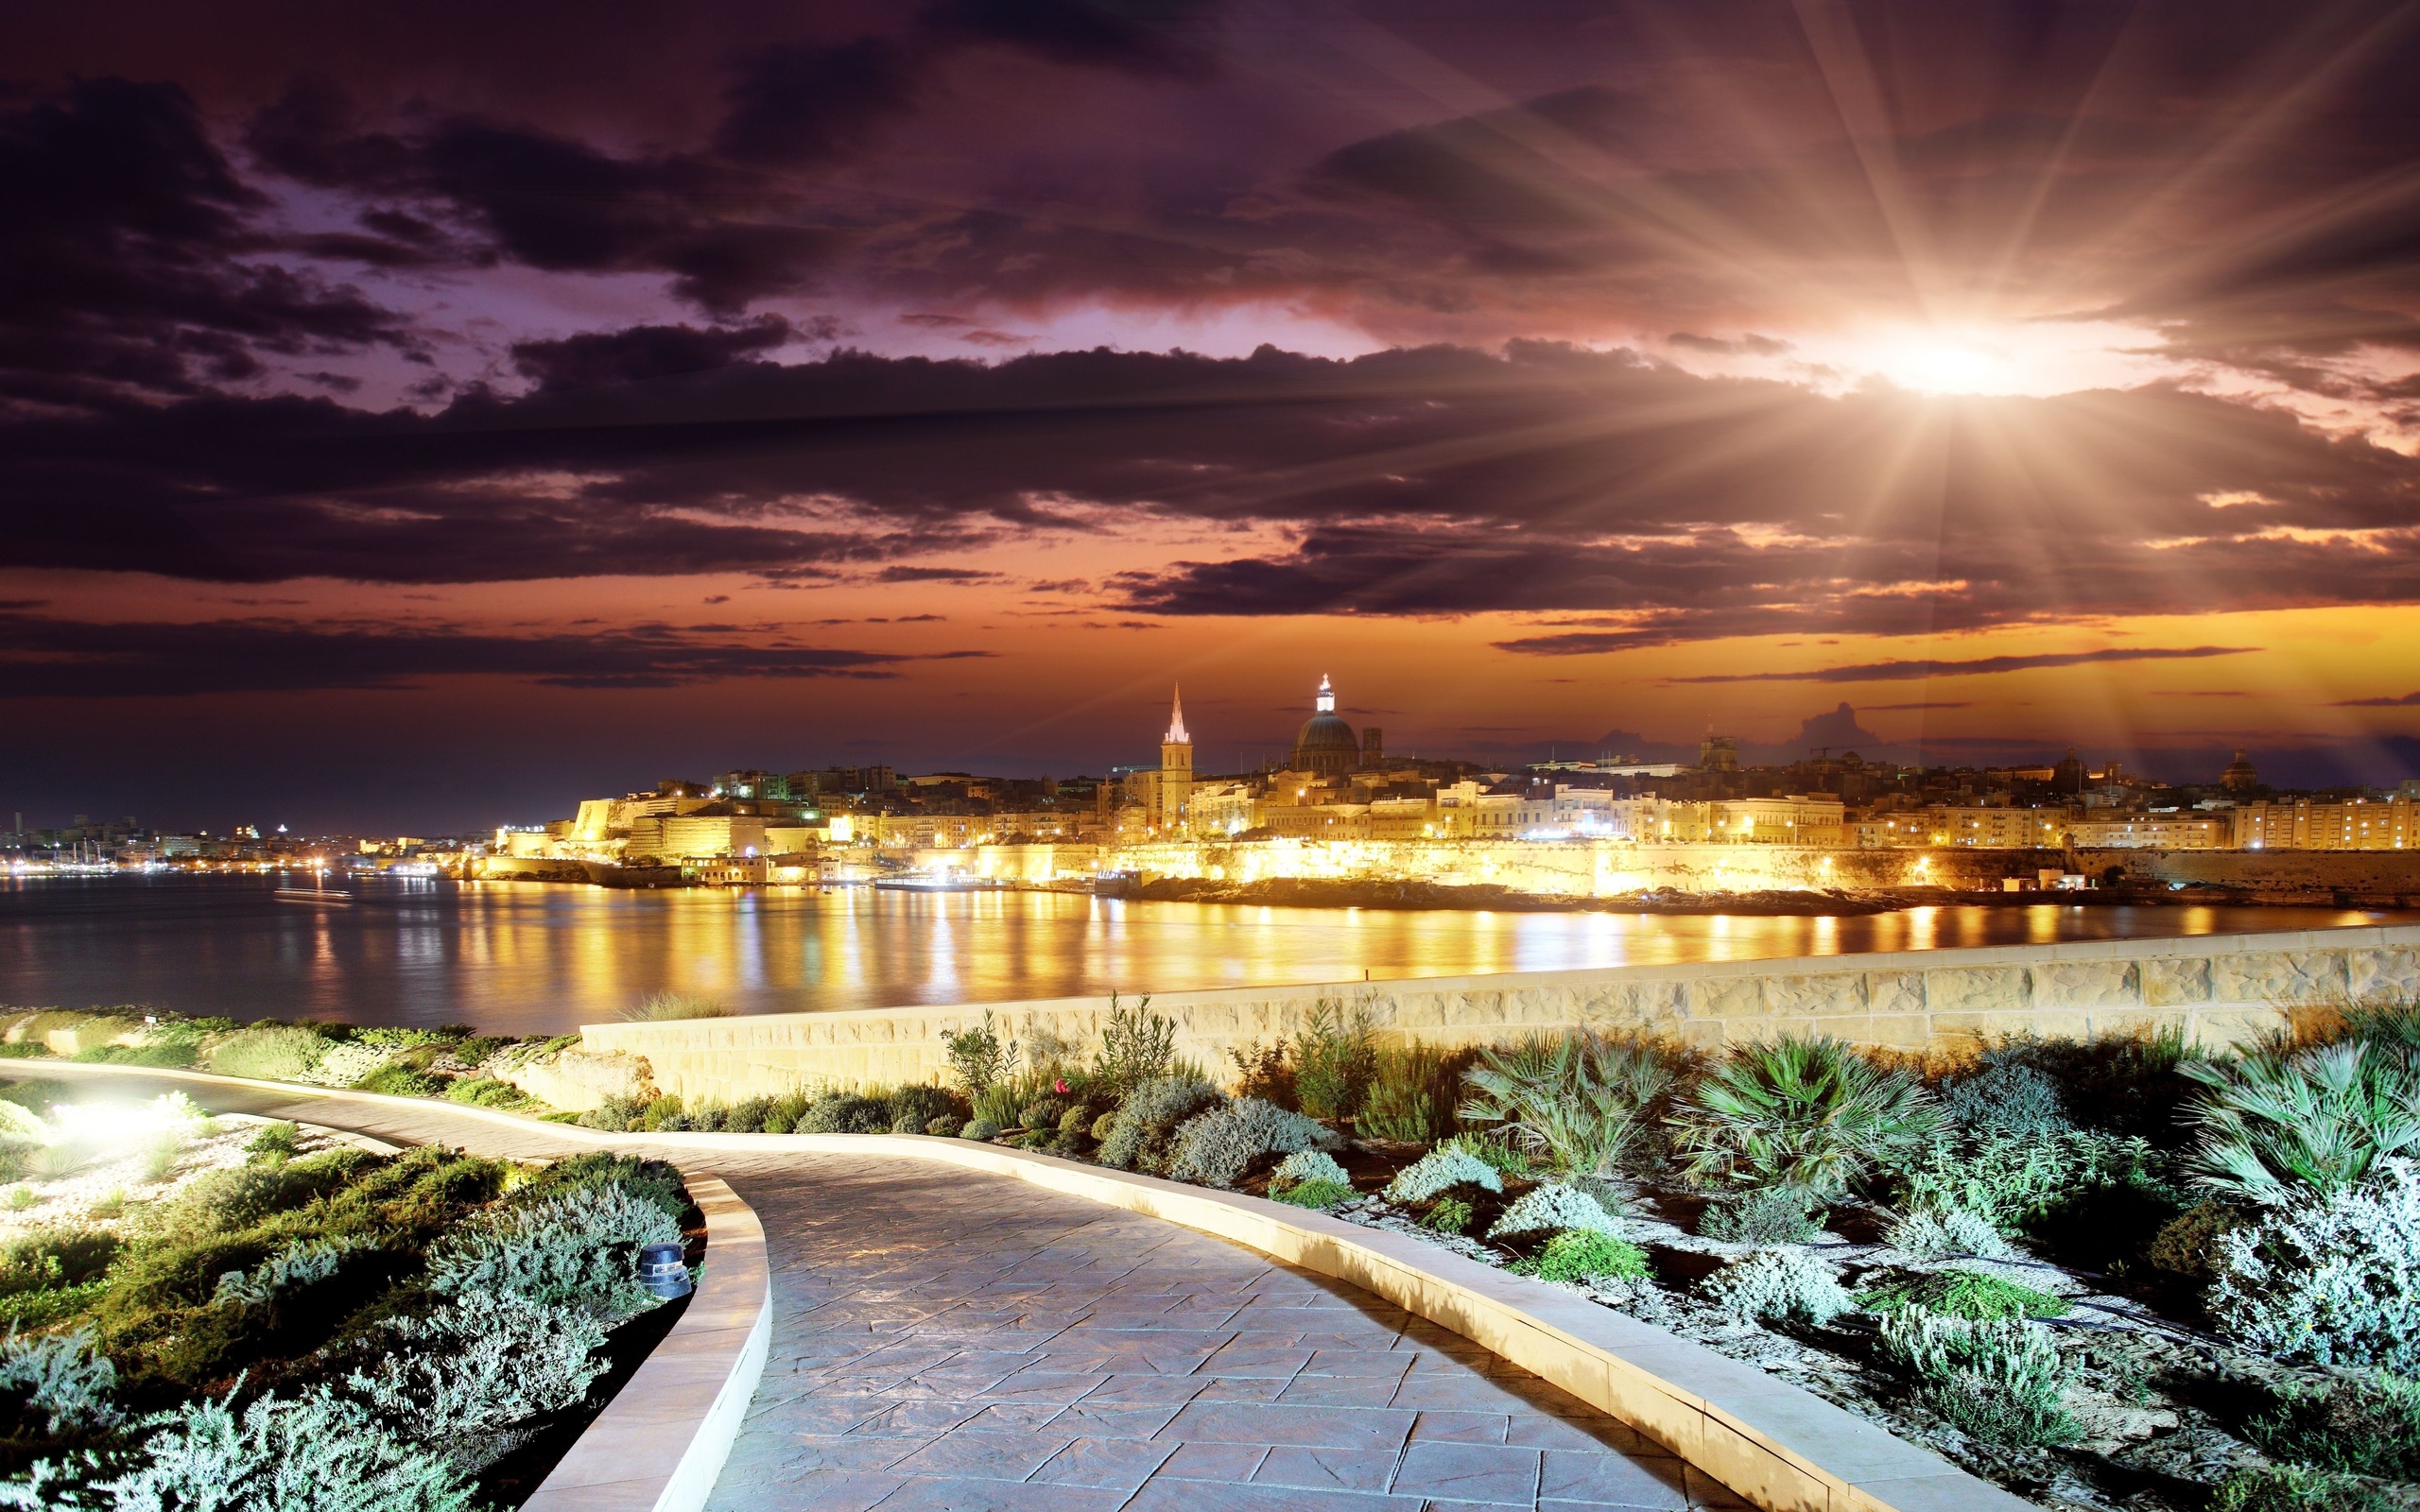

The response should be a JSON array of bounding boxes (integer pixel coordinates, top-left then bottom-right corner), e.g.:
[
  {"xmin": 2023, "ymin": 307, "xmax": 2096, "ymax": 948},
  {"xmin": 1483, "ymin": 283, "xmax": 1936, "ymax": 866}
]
[{"xmin": 26, "ymin": 1068, "xmax": 1743, "ymax": 1512}]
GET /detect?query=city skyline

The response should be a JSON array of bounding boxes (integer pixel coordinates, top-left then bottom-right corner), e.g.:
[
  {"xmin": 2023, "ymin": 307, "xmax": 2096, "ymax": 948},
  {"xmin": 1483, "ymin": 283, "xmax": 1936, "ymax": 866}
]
[{"xmin": 6, "ymin": 1, "xmax": 2420, "ymax": 832}]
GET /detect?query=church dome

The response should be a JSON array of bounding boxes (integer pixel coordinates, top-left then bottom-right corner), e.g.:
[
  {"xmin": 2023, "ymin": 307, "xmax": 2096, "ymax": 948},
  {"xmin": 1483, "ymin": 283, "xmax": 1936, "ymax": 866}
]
[{"xmin": 1292, "ymin": 675, "xmax": 1360, "ymax": 775}]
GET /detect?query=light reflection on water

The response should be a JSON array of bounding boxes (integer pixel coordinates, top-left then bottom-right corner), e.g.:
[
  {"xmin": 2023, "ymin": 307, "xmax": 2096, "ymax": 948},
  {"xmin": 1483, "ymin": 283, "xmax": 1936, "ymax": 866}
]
[{"xmin": 0, "ymin": 874, "xmax": 2408, "ymax": 1039}]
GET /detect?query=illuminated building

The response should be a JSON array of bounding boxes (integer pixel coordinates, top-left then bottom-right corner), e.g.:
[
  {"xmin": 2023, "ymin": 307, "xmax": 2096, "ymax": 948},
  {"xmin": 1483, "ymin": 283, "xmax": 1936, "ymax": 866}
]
[
  {"xmin": 1292, "ymin": 675, "xmax": 1360, "ymax": 775},
  {"xmin": 1159, "ymin": 686, "xmax": 1193, "ymax": 833}
]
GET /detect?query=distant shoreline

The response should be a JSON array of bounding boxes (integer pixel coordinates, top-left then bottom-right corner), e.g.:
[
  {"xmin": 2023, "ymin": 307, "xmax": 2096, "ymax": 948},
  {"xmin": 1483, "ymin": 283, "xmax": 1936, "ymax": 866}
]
[{"xmin": 1100, "ymin": 875, "xmax": 2415, "ymax": 916}]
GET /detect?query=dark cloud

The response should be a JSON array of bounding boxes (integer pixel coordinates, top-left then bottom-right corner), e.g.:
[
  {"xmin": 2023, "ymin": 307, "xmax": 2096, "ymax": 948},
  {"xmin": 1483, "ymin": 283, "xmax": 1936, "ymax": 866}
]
[
  {"xmin": 873, "ymin": 565, "xmax": 999, "ymax": 581},
  {"xmin": 0, "ymin": 609, "xmax": 977, "ymax": 697},
  {"xmin": 1667, "ymin": 646, "xmax": 2259, "ymax": 684},
  {"xmin": 2338, "ymin": 691, "xmax": 2420, "ymax": 707},
  {"xmin": 918, "ymin": 0, "xmax": 1223, "ymax": 79},
  {"xmin": 510, "ymin": 317, "xmax": 793, "ymax": 390},
  {"xmin": 711, "ymin": 37, "xmax": 922, "ymax": 164}
]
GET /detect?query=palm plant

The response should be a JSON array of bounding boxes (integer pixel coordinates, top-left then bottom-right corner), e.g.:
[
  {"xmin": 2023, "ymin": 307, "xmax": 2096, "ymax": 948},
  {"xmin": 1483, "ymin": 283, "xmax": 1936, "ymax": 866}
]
[
  {"xmin": 1671, "ymin": 1036, "xmax": 1940, "ymax": 1198},
  {"xmin": 1457, "ymin": 1032, "xmax": 1675, "ymax": 1178},
  {"xmin": 2182, "ymin": 1040, "xmax": 2420, "ymax": 1204}
]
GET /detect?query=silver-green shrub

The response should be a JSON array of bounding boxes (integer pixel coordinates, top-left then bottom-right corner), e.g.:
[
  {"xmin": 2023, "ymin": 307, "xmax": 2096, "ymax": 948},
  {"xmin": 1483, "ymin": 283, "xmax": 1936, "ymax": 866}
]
[
  {"xmin": 426, "ymin": 1183, "xmax": 679, "ymax": 1322},
  {"xmin": 1944, "ymin": 1059, "xmax": 2069, "ymax": 1138},
  {"xmin": 1486, "ymin": 1182, "xmax": 1621, "ymax": 1242},
  {"xmin": 1877, "ymin": 1313, "xmax": 2080, "ymax": 1445},
  {"xmin": 2184, "ymin": 1041, "xmax": 2420, "ymax": 1205},
  {"xmin": 104, "ymin": 1384, "xmax": 478, "ymax": 1512},
  {"xmin": 1270, "ymin": 1148, "xmax": 1350, "ymax": 1190},
  {"xmin": 1896, "ymin": 1127, "xmax": 2163, "ymax": 1230},
  {"xmin": 0, "ymin": 1329, "xmax": 118, "ymax": 1436},
  {"xmin": 1699, "ymin": 1186, "xmax": 1820, "ymax": 1244},
  {"xmin": 1098, "ymin": 1076, "xmax": 1220, "ymax": 1172},
  {"xmin": 1384, "ymin": 1147, "xmax": 1503, "ymax": 1203},
  {"xmin": 353, "ymin": 1294, "xmax": 609, "ymax": 1468},
  {"xmin": 212, "ymin": 1237, "xmax": 364, "ymax": 1309},
  {"xmin": 1166, "ymin": 1097, "xmax": 1339, "ymax": 1188},
  {"xmin": 1885, "ymin": 1208, "xmax": 2013, "ymax": 1262},
  {"xmin": 2208, "ymin": 1157, "xmax": 2420, "ymax": 1371},
  {"xmin": 1702, "ymin": 1248, "xmax": 1853, "ymax": 1325}
]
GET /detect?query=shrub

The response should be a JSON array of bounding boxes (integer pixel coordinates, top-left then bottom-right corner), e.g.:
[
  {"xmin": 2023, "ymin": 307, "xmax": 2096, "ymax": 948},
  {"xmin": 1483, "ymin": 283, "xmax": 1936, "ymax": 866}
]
[
  {"xmin": 1385, "ymin": 1147, "xmax": 1503, "ymax": 1203},
  {"xmin": 1895, "ymin": 1128, "xmax": 2168, "ymax": 1231},
  {"xmin": 924, "ymin": 1115, "xmax": 958, "ymax": 1137},
  {"xmin": 1225, "ymin": 1039, "xmax": 1292, "ymax": 1106},
  {"xmin": 294, "ymin": 1040, "xmax": 390, "ymax": 1089},
  {"xmin": 353, "ymin": 1292, "xmax": 609, "ymax": 1468},
  {"xmin": 1877, "ymin": 1313, "xmax": 2080, "ymax": 1445},
  {"xmin": 1460, "ymin": 1033, "xmax": 1676, "ymax": 1179},
  {"xmin": 514, "ymin": 1153, "xmax": 686, "ymax": 1223},
  {"xmin": 1944, "ymin": 1059, "xmax": 2070, "ymax": 1138},
  {"xmin": 726, "ymin": 1096, "xmax": 773, "ymax": 1132},
  {"xmin": 441, "ymin": 1076, "xmax": 525, "ymax": 1108},
  {"xmin": 1423, "ymin": 1197, "xmax": 1474, "ymax": 1234},
  {"xmin": 245, "ymin": 1123, "xmax": 301, "ymax": 1160},
  {"xmin": 213, "ymin": 1237, "xmax": 364, "ymax": 1308},
  {"xmin": 1098, "ymin": 1076, "xmax": 1220, "ymax": 1172},
  {"xmin": 961, "ymin": 1119, "xmax": 1001, "ymax": 1141},
  {"xmin": 1019, "ymin": 1097, "xmax": 1068, "ymax": 1132},
  {"xmin": 2, "ymin": 1228, "xmax": 121, "ymax": 1297},
  {"xmin": 1703, "ymin": 1249, "xmax": 1854, "ymax": 1325},
  {"xmin": 1272, "ymin": 1180, "xmax": 1354, "ymax": 1210},
  {"xmin": 1700, "ymin": 1187, "xmax": 1821, "ymax": 1245},
  {"xmin": 1988, "ymin": 1026, "xmax": 2201, "ymax": 1139},
  {"xmin": 1167, "ymin": 1097, "xmax": 1339, "ymax": 1188},
  {"xmin": 0, "ymin": 1327, "xmax": 119, "ymax": 1436},
  {"xmin": 107, "ymin": 1383, "xmax": 480, "ymax": 1512},
  {"xmin": 2208, "ymin": 1158, "xmax": 2420, "ymax": 1372},
  {"xmin": 2211, "ymin": 1465, "xmax": 2396, "ymax": 1512},
  {"xmin": 1884, "ymin": 1208, "xmax": 2013, "ymax": 1262},
  {"xmin": 942, "ymin": 1010, "xmax": 1019, "ymax": 1094},
  {"xmin": 1271, "ymin": 1149, "xmax": 1351, "ymax": 1190},
  {"xmin": 2184, "ymin": 1041, "xmax": 2420, "ymax": 1205},
  {"xmin": 1358, "ymin": 1043, "xmax": 1463, "ymax": 1143},
  {"xmin": 355, "ymin": 1063, "xmax": 442, "ymax": 1098},
  {"xmin": 577, "ymin": 1093, "xmax": 644, "ymax": 1132},
  {"xmin": 1512, "ymin": 1229, "xmax": 1650, "ymax": 1284},
  {"xmin": 887, "ymin": 1085, "xmax": 958, "ymax": 1134},
  {"xmin": 800, "ymin": 1094, "xmax": 890, "ymax": 1135},
  {"xmin": 2148, "ymin": 1201, "xmax": 2241, "ymax": 1280},
  {"xmin": 1672, "ymin": 1037, "xmax": 1939, "ymax": 1199},
  {"xmin": 1292, "ymin": 999, "xmax": 1375, "ymax": 1120},
  {"xmin": 1436, "ymin": 1131, "xmax": 1538, "ymax": 1180},
  {"xmin": 1487, "ymin": 1182, "xmax": 1622, "ymax": 1242},
  {"xmin": 2248, "ymin": 1368, "xmax": 2420, "ymax": 1480},
  {"xmin": 1091, "ymin": 994, "xmax": 1177, "ymax": 1099},
  {"xmin": 426, "ymin": 1183, "xmax": 681, "ymax": 1322},
  {"xmin": 207, "ymin": 1025, "xmax": 329, "ymax": 1082},
  {"xmin": 1058, "ymin": 1105, "xmax": 1092, "ymax": 1135},
  {"xmin": 618, "ymin": 991, "xmax": 728, "ymax": 1022},
  {"xmin": 1865, "ymin": 1267, "xmax": 2069, "ymax": 1320}
]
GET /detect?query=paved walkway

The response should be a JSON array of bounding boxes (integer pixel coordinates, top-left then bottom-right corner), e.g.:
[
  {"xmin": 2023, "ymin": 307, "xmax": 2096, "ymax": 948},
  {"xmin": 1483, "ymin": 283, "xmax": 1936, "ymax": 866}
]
[{"xmin": 16, "ymin": 1068, "xmax": 1743, "ymax": 1512}]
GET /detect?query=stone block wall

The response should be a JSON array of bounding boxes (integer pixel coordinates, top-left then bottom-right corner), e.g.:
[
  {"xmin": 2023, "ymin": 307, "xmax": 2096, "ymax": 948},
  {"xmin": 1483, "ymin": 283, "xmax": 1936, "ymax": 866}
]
[{"xmin": 579, "ymin": 923, "xmax": 2420, "ymax": 1102}]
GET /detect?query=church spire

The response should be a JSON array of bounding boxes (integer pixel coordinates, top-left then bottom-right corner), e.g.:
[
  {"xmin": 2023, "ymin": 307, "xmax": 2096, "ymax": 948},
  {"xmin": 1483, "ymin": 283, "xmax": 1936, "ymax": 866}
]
[
  {"xmin": 1315, "ymin": 673, "xmax": 1335, "ymax": 713},
  {"xmin": 1164, "ymin": 684, "xmax": 1189, "ymax": 745}
]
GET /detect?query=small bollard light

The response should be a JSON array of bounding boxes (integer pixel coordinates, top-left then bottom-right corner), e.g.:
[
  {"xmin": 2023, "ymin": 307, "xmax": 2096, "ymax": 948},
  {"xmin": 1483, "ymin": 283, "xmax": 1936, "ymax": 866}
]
[{"xmin": 639, "ymin": 1240, "xmax": 693, "ymax": 1300}]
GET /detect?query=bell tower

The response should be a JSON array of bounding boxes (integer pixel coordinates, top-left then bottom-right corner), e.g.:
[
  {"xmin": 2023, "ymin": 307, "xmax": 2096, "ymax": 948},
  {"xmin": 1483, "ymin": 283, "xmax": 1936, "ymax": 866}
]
[{"xmin": 1159, "ymin": 685, "xmax": 1193, "ymax": 833}]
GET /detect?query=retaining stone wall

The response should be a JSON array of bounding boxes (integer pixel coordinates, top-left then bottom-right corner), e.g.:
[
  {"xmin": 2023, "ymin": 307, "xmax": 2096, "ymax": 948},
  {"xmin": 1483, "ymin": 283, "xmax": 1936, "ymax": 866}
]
[{"xmin": 580, "ymin": 923, "xmax": 2420, "ymax": 1101}]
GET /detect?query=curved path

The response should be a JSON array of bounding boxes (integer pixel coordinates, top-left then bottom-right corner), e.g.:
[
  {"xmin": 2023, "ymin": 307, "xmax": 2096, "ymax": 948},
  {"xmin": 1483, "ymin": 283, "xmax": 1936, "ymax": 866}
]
[{"xmin": 16, "ymin": 1068, "xmax": 1744, "ymax": 1512}]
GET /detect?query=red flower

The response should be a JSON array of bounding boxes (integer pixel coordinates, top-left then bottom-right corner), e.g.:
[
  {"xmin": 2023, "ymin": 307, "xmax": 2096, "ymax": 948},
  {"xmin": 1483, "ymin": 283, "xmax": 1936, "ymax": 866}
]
[{"xmin": 1054, "ymin": 1077, "xmax": 1070, "ymax": 1095}]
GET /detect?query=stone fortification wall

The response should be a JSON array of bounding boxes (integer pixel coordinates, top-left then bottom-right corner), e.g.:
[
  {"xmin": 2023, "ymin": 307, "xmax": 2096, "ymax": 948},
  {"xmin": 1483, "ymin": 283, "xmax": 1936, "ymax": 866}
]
[
  {"xmin": 1112, "ymin": 838, "xmax": 2051, "ymax": 895},
  {"xmin": 2083, "ymin": 848, "xmax": 2420, "ymax": 894},
  {"xmin": 581, "ymin": 923, "xmax": 2420, "ymax": 1102}
]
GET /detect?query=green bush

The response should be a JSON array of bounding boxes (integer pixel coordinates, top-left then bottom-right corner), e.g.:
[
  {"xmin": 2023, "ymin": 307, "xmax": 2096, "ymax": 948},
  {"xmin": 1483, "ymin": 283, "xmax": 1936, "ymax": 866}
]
[
  {"xmin": 1460, "ymin": 1033, "xmax": 1676, "ymax": 1178},
  {"xmin": 514, "ymin": 1153, "xmax": 686, "ymax": 1222},
  {"xmin": 245, "ymin": 1123, "xmax": 301, "ymax": 1160},
  {"xmin": 577, "ymin": 1093, "xmax": 644, "ymax": 1132},
  {"xmin": 1488, "ymin": 1182, "xmax": 1622, "ymax": 1242},
  {"xmin": 887, "ymin": 1085, "xmax": 959, "ymax": 1134},
  {"xmin": 1863, "ymin": 1267, "xmax": 2068, "ymax": 1320},
  {"xmin": 2211, "ymin": 1465, "xmax": 2396, "ymax": 1512},
  {"xmin": 1943, "ymin": 1058, "xmax": 2070, "ymax": 1137},
  {"xmin": 1385, "ymin": 1147, "xmax": 1502, "ymax": 1203},
  {"xmin": 1270, "ymin": 1148, "xmax": 1350, "ymax": 1190},
  {"xmin": 723, "ymin": 1096, "xmax": 772, "ymax": 1132},
  {"xmin": 1423, "ymin": 1196, "xmax": 1474, "ymax": 1234},
  {"xmin": 1878, "ymin": 1313, "xmax": 2080, "ymax": 1445},
  {"xmin": 2248, "ymin": 1369, "xmax": 2420, "ymax": 1479},
  {"xmin": 441, "ymin": 1076, "xmax": 525, "ymax": 1108},
  {"xmin": 1271, "ymin": 1179, "xmax": 1354, "ymax": 1210},
  {"xmin": 108, "ymin": 1383, "xmax": 481, "ymax": 1512},
  {"xmin": 1167, "ymin": 1097, "xmax": 1339, "ymax": 1188},
  {"xmin": 1436, "ymin": 1131, "xmax": 1537, "ymax": 1180},
  {"xmin": 354, "ymin": 1292, "xmax": 610, "ymax": 1469},
  {"xmin": 355, "ymin": 1063, "xmax": 442, "ymax": 1098},
  {"xmin": 2208, "ymin": 1158, "xmax": 2420, "ymax": 1372},
  {"xmin": 1672, "ymin": 1037, "xmax": 1938, "ymax": 1199},
  {"xmin": 960, "ymin": 1118, "xmax": 1001, "ymax": 1141},
  {"xmin": 942, "ymin": 1010, "xmax": 1020, "ymax": 1094},
  {"xmin": 1513, "ymin": 1229, "xmax": 1650, "ymax": 1284},
  {"xmin": 208, "ymin": 1024, "xmax": 330, "ymax": 1082},
  {"xmin": 800, "ymin": 1093, "xmax": 890, "ymax": 1134},
  {"xmin": 1985, "ymin": 1027, "xmax": 2200, "ymax": 1139},
  {"xmin": 74, "ymin": 1041, "xmax": 199, "ymax": 1068},
  {"xmin": 1882, "ymin": 1208, "xmax": 2011, "ymax": 1262},
  {"xmin": 1358, "ymin": 1043, "xmax": 1464, "ymax": 1143},
  {"xmin": 1895, "ymin": 1128, "xmax": 2169, "ymax": 1231},
  {"xmin": 2184, "ymin": 1041, "xmax": 2420, "ymax": 1205},
  {"xmin": 1700, "ymin": 1187, "xmax": 1821, "ymax": 1245},
  {"xmin": 1091, "ymin": 994, "xmax": 1176, "ymax": 1099},
  {"xmin": 2147, "ymin": 1201, "xmax": 2241, "ymax": 1281},
  {"xmin": 924, "ymin": 1115, "xmax": 959, "ymax": 1137},
  {"xmin": 1019, "ymin": 1096, "xmax": 1069, "ymax": 1132},
  {"xmin": 1292, "ymin": 999, "xmax": 1376, "ymax": 1120},
  {"xmin": 2, "ymin": 1228, "xmax": 121, "ymax": 1297}
]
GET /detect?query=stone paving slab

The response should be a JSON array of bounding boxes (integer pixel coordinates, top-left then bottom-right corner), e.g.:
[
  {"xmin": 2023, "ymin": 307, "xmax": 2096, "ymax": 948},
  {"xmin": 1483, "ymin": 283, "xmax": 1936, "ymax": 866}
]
[{"xmin": 705, "ymin": 1157, "xmax": 1746, "ymax": 1512}]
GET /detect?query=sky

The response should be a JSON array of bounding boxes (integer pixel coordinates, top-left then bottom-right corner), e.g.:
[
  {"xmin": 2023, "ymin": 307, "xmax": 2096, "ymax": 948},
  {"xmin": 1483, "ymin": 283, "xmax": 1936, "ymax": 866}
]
[{"xmin": 4, "ymin": 0, "xmax": 2420, "ymax": 834}]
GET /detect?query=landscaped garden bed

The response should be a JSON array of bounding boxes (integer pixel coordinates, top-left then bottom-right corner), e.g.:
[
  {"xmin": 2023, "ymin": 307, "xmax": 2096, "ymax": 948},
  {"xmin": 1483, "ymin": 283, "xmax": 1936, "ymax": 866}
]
[
  {"xmin": 0, "ymin": 1074, "xmax": 697, "ymax": 1508},
  {"xmin": 15, "ymin": 990, "xmax": 2420, "ymax": 1511}
]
